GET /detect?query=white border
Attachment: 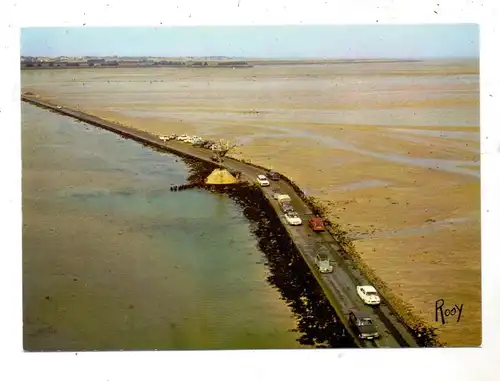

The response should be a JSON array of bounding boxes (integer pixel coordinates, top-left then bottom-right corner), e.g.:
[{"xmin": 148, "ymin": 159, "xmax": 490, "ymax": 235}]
[{"xmin": 1, "ymin": 1, "xmax": 499, "ymax": 380}]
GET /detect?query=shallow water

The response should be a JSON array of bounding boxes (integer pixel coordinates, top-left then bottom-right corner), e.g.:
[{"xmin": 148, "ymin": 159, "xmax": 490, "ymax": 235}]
[{"xmin": 22, "ymin": 103, "xmax": 315, "ymax": 351}]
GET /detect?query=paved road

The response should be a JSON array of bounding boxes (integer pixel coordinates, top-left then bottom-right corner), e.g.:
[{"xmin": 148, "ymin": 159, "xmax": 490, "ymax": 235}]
[{"xmin": 22, "ymin": 94, "xmax": 419, "ymax": 348}]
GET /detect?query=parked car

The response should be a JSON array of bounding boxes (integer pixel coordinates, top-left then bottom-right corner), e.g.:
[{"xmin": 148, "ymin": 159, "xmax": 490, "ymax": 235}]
[
  {"xmin": 284, "ymin": 212, "xmax": 302, "ymax": 226},
  {"xmin": 348, "ymin": 310, "xmax": 380, "ymax": 340},
  {"xmin": 192, "ymin": 140, "xmax": 205, "ymax": 147},
  {"xmin": 257, "ymin": 175, "xmax": 270, "ymax": 187},
  {"xmin": 356, "ymin": 285, "xmax": 381, "ymax": 306},
  {"xmin": 314, "ymin": 250, "xmax": 333, "ymax": 273},
  {"xmin": 190, "ymin": 136, "xmax": 203, "ymax": 144},
  {"xmin": 266, "ymin": 171, "xmax": 280, "ymax": 181},
  {"xmin": 308, "ymin": 217, "xmax": 325, "ymax": 232}
]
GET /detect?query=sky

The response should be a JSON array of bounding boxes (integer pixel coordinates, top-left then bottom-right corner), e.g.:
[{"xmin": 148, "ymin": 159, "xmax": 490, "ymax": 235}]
[{"xmin": 20, "ymin": 24, "xmax": 479, "ymax": 59}]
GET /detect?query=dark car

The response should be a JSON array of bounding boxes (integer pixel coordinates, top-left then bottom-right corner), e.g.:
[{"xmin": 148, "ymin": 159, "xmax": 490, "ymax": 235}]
[
  {"xmin": 308, "ymin": 217, "xmax": 325, "ymax": 232},
  {"xmin": 281, "ymin": 202, "xmax": 294, "ymax": 213},
  {"xmin": 348, "ymin": 310, "xmax": 379, "ymax": 340},
  {"xmin": 266, "ymin": 171, "xmax": 280, "ymax": 181}
]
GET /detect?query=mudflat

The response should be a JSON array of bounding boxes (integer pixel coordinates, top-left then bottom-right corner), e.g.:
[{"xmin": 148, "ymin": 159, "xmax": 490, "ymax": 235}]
[{"xmin": 22, "ymin": 59, "xmax": 480, "ymax": 346}]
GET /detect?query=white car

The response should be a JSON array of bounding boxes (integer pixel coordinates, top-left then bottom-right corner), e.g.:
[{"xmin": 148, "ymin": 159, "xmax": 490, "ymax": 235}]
[
  {"xmin": 177, "ymin": 135, "xmax": 189, "ymax": 141},
  {"xmin": 356, "ymin": 285, "xmax": 381, "ymax": 306},
  {"xmin": 257, "ymin": 175, "xmax": 270, "ymax": 187},
  {"xmin": 315, "ymin": 252, "xmax": 333, "ymax": 273},
  {"xmin": 284, "ymin": 212, "xmax": 302, "ymax": 226}
]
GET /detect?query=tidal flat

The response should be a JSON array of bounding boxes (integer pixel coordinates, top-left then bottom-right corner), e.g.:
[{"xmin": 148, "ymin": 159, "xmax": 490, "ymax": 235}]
[{"xmin": 22, "ymin": 59, "xmax": 480, "ymax": 345}]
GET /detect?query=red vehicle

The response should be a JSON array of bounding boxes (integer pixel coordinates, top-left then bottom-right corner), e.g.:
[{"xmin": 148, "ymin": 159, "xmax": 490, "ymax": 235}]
[{"xmin": 308, "ymin": 217, "xmax": 325, "ymax": 232}]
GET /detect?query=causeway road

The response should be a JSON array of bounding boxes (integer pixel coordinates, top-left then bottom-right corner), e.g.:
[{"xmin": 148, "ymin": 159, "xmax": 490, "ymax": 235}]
[{"xmin": 22, "ymin": 94, "xmax": 419, "ymax": 348}]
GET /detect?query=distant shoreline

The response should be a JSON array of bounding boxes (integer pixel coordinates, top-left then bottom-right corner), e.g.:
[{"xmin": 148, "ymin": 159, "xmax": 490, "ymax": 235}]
[{"xmin": 20, "ymin": 58, "xmax": 432, "ymax": 71}]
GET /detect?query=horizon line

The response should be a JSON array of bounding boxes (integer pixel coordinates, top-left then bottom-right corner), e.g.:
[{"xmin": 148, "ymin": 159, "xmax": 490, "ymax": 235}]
[{"xmin": 20, "ymin": 55, "xmax": 479, "ymax": 60}]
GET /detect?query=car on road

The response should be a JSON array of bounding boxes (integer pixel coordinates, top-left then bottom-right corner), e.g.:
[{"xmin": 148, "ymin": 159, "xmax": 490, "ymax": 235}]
[
  {"xmin": 276, "ymin": 194, "xmax": 294, "ymax": 213},
  {"xmin": 314, "ymin": 250, "xmax": 333, "ymax": 273},
  {"xmin": 284, "ymin": 212, "xmax": 302, "ymax": 226},
  {"xmin": 356, "ymin": 285, "xmax": 381, "ymax": 306},
  {"xmin": 308, "ymin": 217, "xmax": 325, "ymax": 232},
  {"xmin": 266, "ymin": 171, "xmax": 280, "ymax": 181},
  {"xmin": 190, "ymin": 136, "xmax": 204, "ymax": 145},
  {"xmin": 192, "ymin": 139, "xmax": 206, "ymax": 147},
  {"xmin": 199, "ymin": 140, "xmax": 212, "ymax": 149},
  {"xmin": 281, "ymin": 202, "xmax": 294, "ymax": 213},
  {"xmin": 348, "ymin": 310, "xmax": 380, "ymax": 340},
  {"xmin": 257, "ymin": 175, "xmax": 270, "ymax": 187}
]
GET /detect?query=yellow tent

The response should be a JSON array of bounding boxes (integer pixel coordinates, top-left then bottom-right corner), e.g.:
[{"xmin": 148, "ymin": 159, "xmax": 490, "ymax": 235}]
[{"xmin": 205, "ymin": 168, "xmax": 239, "ymax": 185}]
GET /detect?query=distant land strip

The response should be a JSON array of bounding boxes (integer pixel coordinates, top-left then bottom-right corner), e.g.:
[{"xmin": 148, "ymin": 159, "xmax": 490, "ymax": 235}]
[{"xmin": 20, "ymin": 58, "xmax": 425, "ymax": 70}]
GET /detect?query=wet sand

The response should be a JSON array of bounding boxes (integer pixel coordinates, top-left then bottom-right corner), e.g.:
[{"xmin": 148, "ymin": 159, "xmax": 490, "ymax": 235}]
[{"xmin": 22, "ymin": 59, "xmax": 480, "ymax": 346}]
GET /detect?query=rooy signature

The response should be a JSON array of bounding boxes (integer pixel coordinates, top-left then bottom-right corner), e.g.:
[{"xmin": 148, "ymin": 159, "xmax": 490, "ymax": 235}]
[{"xmin": 435, "ymin": 299, "xmax": 464, "ymax": 324}]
